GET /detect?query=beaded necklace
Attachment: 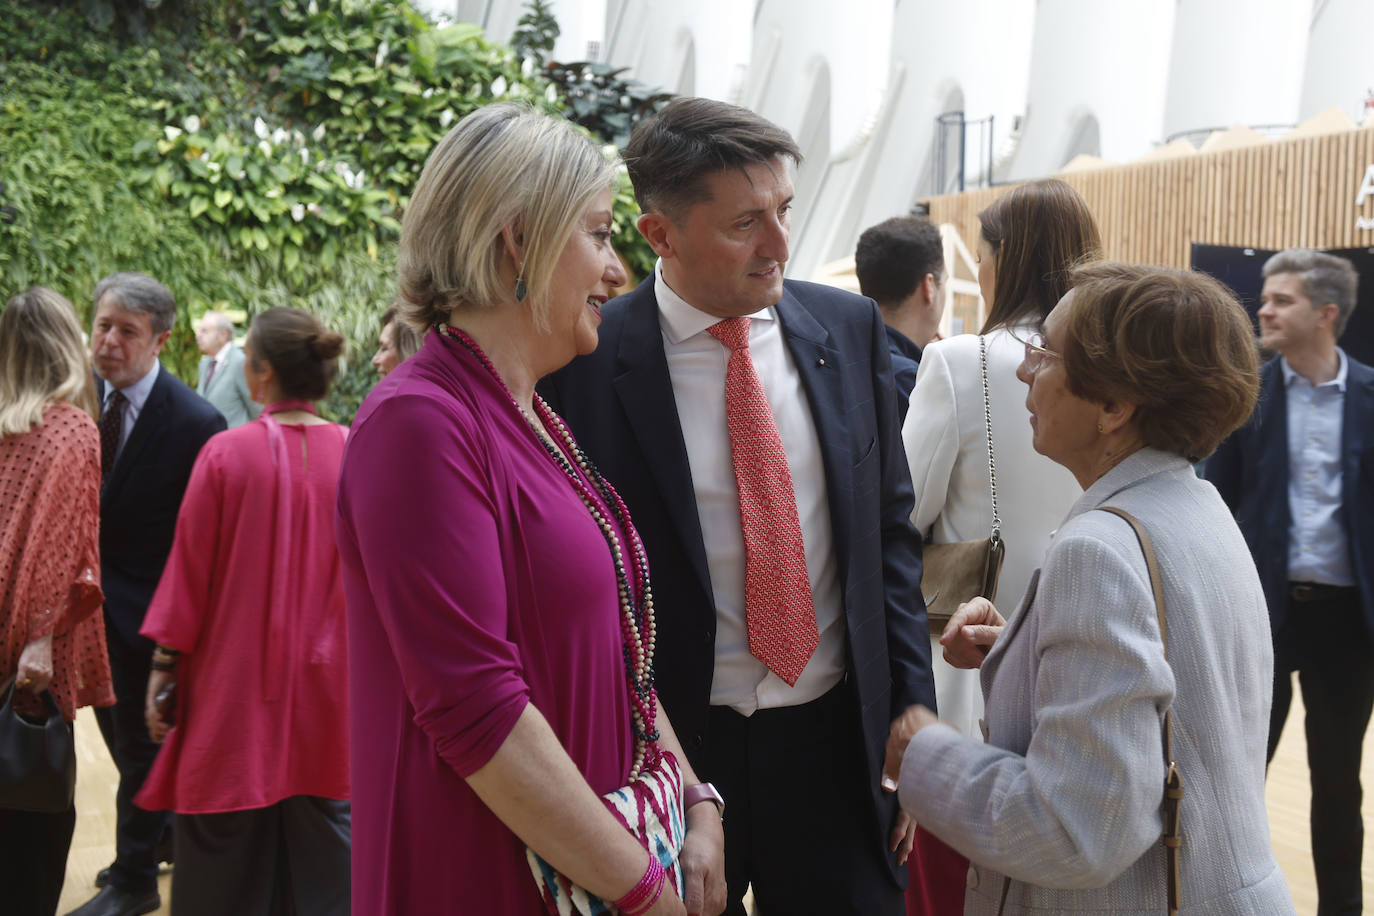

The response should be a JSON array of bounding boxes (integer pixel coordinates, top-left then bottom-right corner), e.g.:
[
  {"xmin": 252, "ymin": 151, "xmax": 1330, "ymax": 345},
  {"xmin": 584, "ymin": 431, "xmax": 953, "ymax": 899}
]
[{"xmin": 438, "ymin": 323, "xmax": 662, "ymax": 778}]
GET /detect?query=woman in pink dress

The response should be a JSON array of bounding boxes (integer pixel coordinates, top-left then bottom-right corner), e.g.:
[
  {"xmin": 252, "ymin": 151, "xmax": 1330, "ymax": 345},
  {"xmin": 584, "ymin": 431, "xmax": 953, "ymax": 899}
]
[
  {"xmin": 0, "ymin": 287, "xmax": 113, "ymax": 916},
  {"xmin": 137, "ymin": 307, "xmax": 350, "ymax": 916},
  {"xmin": 336, "ymin": 104, "xmax": 727, "ymax": 915}
]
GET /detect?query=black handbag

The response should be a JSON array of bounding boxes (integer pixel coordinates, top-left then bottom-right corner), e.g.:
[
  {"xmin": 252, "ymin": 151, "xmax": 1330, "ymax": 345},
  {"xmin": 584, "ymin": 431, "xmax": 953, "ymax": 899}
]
[{"xmin": 0, "ymin": 674, "xmax": 76, "ymax": 813}]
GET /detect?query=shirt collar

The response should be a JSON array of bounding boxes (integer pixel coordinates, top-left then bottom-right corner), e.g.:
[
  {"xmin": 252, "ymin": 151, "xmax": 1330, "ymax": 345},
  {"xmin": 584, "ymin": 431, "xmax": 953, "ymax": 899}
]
[
  {"xmin": 108, "ymin": 361, "xmax": 160, "ymax": 412},
  {"xmin": 653, "ymin": 259, "xmax": 776, "ymax": 346},
  {"xmin": 884, "ymin": 324, "xmax": 922, "ymax": 363},
  {"xmin": 1280, "ymin": 348, "xmax": 1348, "ymax": 392},
  {"xmin": 213, "ymin": 340, "xmax": 233, "ymax": 363}
]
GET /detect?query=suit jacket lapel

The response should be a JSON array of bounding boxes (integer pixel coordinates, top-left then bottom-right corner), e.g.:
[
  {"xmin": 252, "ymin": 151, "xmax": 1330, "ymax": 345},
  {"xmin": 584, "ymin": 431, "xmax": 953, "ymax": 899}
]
[
  {"xmin": 104, "ymin": 366, "xmax": 169, "ymax": 499},
  {"xmin": 611, "ymin": 288, "xmax": 714, "ymax": 599},
  {"xmin": 1260, "ymin": 362, "xmax": 1291, "ymax": 533},
  {"xmin": 983, "ymin": 567, "xmax": 1040, "ymax": 682},
  {"xmin": 1343, "ymin": 358, "xmax": 1374, "ymax": 502},
  {"xmin": 775, "ymin": 293, "xmax": 854, "ymax": 570},
  {"xmin": 197, "ymin": 355, "xmax": 212, "ymax": 396}
]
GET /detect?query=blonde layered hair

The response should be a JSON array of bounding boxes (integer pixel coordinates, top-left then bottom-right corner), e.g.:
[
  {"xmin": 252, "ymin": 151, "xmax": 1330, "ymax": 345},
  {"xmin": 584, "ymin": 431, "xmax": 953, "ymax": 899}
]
[
  {"xmin": 397, "ymin": 103, "xmax": 617, "ymax": 333},
  {"xmin": 0, "ymin": 287, "xmax": 99, "ymax": 437}
]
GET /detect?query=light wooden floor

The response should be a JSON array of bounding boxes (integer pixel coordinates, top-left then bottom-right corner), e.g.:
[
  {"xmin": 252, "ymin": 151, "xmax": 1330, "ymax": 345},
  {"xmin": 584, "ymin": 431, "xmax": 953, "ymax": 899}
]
[{"xmin": 57, "ymin": 684, "xmax": 1372, "ymax": 914}]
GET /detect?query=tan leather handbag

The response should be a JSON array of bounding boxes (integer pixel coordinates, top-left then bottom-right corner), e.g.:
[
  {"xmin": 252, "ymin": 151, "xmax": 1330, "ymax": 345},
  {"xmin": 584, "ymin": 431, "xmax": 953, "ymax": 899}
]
[{"xmin": 921, "ymin": 335, "xmax": 1006, "ymax": 637}]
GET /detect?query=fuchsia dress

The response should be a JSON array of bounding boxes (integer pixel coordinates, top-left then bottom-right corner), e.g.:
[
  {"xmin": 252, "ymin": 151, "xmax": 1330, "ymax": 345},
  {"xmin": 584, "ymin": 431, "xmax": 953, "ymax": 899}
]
[
  {"xmin": 136, "ymin": 411, "xmax": 350, "ymax": 813},
  {"xmin": 336, "ymin": 331, "xmax": 634, "ymax": 915}
]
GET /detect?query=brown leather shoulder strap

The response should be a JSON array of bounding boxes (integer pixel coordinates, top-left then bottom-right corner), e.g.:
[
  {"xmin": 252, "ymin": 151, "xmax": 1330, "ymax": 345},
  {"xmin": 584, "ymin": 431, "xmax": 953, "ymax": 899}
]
[
  {"xmin": 1096, "ymin": 506, "xmax": 1171, "ymax": 762},
  {"xmin": 1097, "ymin": 506, "xmax": 1182, "ymax": 916},
  {"xmin": 995, "ymin": 506, "xmax": 1181, "ymax": 916}
]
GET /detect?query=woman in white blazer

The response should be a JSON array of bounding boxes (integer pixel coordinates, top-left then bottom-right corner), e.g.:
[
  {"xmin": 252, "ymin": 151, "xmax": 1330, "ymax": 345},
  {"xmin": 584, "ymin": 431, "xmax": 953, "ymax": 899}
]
[
  {"xmin": 902, "ymin": 178, "xmax": 1100, "ymax": 742},
  {"xmin": 887, "ymin": 263, "xmax": 1294, "ymax": 914}
]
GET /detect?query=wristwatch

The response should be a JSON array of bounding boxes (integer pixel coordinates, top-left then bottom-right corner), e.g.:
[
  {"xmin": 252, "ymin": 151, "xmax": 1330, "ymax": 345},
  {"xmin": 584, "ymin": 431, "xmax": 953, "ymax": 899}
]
[{"xmin": 683, "ymin": 782, "xmax": 725, "ymax": 818}]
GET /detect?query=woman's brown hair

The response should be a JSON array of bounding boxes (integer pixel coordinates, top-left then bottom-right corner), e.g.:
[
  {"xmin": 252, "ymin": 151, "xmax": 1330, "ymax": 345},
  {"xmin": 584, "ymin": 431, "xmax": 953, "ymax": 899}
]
[
  {"xmin": 979, "ymin": 178, "xmax": 1102, "ymax": 333},
  {"xmin": 245, "ymin": 307, "xmax": 345, "ymax": 402},
  {"xmin": 1059, "ymin": 262, "xmax": 1260, "ymax": 462}
]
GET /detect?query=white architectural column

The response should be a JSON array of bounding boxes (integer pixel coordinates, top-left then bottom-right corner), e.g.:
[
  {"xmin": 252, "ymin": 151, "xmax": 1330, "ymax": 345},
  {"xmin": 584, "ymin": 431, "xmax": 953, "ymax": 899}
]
[
  {"xmin": 550, "ymin": 0, "xmax": 609, "ymax": 62},
  {"xmin": 1007, "ymin": 0, "xmax": 1176, "ymax": 179},
  {"xmin": 1162, "ymin": 0, "xmax": 1309, "ymax": 141},
  {"xmin": 1301, "ymin": 0, "xmax": 1374, "ymax": 122},
  {"xmin": 604, "ymin": 0, "xmax": 752, "ymax": 100},
  {"xmin": 745, "ymin": 0, "xmax": 894, "ymax": 278},
  {"xmin": 852, "ymin": 0, "xmax": 1037, "ymax": 237}
]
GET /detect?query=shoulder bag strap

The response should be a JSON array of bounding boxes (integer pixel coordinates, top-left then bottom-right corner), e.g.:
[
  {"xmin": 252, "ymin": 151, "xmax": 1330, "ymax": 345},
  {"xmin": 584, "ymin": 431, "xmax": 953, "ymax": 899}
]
[
  {"xmin": 996, "ymin": 506, "xmax": 1181, "ymax": 915},
  {"xmin": 1097, "ymin": 506, "xmax": 1182, "ymax": 916}
]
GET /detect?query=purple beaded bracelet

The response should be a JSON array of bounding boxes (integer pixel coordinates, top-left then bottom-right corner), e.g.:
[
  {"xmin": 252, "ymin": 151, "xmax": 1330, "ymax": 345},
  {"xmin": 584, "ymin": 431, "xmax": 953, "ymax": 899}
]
[{"xmin": 616, "ymin": 855, "xmax": 666, "ymax": 915}]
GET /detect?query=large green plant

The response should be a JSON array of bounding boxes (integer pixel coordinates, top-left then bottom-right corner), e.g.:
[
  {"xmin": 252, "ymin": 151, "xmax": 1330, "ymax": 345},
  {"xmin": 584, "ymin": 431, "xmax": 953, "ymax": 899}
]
[
  {"xmin": 0, "ymin": 63, "xmax": 225, "ymax": 380},
  {"xmin": 2, "ymin": 0, "xmax": 667, "ymax": 419}
]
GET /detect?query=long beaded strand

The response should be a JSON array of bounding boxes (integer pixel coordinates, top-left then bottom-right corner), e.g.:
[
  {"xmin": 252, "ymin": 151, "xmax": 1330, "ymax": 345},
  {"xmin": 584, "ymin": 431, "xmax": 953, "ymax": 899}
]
[{"xmin": 440, "ymin": 324, "xmax": 661, "ymax": 777}]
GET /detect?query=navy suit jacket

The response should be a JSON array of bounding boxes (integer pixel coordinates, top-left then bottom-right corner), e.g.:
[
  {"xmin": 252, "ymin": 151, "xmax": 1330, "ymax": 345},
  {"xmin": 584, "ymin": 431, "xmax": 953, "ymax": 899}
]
[
  {"xmin": 541, "ymin": 276, "xmax": 935, "ymax": 881},
  {"xmin": 884, "ymin": 324, "xmax": 921, "ymax": 422},
  {"xmin": 98, "ymin": 365, "xmax": 226, "ymax": 646},
  {"xmin": 1205, "ymin": 355, "xmax": 1374, "ymax": 636}
]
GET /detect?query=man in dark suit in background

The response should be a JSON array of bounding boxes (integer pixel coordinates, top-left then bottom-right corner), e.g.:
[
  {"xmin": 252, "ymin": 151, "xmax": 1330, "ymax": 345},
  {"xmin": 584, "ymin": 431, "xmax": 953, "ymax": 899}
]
[
  {"xmin": 542, "ymin": 98, "xmax": 934, "ymax": 915},
  {"xmin": 1206, "ymin": 248, "xmax": 1374, "ymax": 916},
  {"xmin": 67, "ymin": 273, "xmax": 224, "ymax": 916},
  {"xmin": 854, "ymin": 214, "xmax": 947, "ymax": 417}
]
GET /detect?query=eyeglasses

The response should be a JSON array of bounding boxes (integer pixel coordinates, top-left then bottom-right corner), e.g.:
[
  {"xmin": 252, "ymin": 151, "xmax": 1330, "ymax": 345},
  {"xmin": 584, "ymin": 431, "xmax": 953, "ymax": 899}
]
[{"xmin": 1015, "ymin": 329, "xmax": 1062, "ymax": 375}]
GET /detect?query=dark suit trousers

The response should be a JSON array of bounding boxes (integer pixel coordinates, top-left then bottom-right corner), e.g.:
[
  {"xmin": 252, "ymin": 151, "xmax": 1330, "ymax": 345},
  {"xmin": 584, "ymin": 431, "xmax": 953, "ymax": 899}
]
[
  {"xmin": 705, "ymin": 683, "xmax": 903, "ymax": 916},
  {"xmin": 94, "ymin": 618, "xmax": 170, "ymax": 893},
  {"xmin": 0, "ymin": 800, "xmax": 76, "ymax": 916},
  {"xmin": 1268, "ymin": 588, "xmax": 1374, "ymax": 916},
  {"xmin": 172, "ymin": 797, "xmax": 350, "ymax": 916}
]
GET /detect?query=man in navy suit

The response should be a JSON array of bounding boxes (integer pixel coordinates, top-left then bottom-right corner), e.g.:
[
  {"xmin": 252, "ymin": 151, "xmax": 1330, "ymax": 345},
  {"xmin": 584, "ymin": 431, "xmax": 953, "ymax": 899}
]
[
  {"xmin": 1206, "ymin": 248, "xmax": 1373, "ymax": 916},
  {"xmin": 855, "ymin": 214, "xmax": 947, "ymax": 417},
  {"xmin": 67, "ymin": 273, "xmax": 225, "ymax": 916},
  {"xmin": 542, "ymin": 99, "xmax": 934, "ymax": 915}
]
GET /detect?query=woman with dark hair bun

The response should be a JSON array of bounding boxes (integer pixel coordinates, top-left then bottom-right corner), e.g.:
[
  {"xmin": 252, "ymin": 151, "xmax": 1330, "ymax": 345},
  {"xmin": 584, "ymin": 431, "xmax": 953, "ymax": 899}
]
[{"xmin": 135, "ymin": 306, "xmax": 352, "ymax": 916}]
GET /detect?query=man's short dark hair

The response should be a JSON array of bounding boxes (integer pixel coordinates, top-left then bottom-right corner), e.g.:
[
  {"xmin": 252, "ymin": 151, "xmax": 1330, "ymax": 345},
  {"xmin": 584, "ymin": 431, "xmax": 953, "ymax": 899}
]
[
  {"xmin": 855, "ymin": 216, "xmax": 945, "ymax": 307},
  {"xmin": 623, "ymin": 97, "xmax": 802, "ymax": 221}
]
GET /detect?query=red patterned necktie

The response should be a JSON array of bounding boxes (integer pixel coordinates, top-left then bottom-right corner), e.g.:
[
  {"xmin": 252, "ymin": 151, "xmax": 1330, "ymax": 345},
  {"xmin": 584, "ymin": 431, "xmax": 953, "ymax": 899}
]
[
  {"xmin": 204, "ymin": 358, "xmax": 217, "ymax": 390},
  {"xmin": 99, "ymin": 389, "xmax": 126, "ymax": 477},
  {"xmin": 707, "ymin": 317, "xmax": 818, "ymax": 686}
]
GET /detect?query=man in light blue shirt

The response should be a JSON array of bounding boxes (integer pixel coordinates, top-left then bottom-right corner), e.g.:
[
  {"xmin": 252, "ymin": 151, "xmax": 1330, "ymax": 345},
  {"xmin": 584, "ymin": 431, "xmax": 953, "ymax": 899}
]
[{"xmin": 1207, "ymin": 247, "xmax": 1373, "ymax": 915}]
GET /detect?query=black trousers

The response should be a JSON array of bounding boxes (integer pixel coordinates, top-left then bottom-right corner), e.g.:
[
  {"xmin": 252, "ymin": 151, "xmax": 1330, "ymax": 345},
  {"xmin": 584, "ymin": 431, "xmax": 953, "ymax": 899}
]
[
  {"xmin": 705, "ymin": 684, "xmax": 903, "ymax": 916},
  {"xmin": 1268, "ymin": 587, "xmax": 1374, "ymax": 916},
  {"xmin": 171, "ymin": 796, "xmax": 351, "ymax": 916},
  {"xmin": 94, "ymin": 620, "xmax": 170, "ymax": 893},
  {"xmin": 0, "ymin": 800, "xmax": 76, "ymax": 916}
]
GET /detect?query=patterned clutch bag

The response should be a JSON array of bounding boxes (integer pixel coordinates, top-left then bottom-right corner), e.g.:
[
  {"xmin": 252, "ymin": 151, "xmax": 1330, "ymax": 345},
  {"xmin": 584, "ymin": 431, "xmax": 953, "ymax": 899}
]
[{"xmin": 527, "ymin": 748, "xmax": 686, "ymax": 915}]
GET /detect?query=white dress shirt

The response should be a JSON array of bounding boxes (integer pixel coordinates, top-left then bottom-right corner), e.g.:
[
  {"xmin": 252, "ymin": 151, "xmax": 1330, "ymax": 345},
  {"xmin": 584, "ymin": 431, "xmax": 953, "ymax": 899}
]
[
  {"xmin": 104, "ymin": 361, "xmax": 160, "ymax": 463},
  {"xmin": 211, "ymin": 340, "xmax": 232, "ymax": 373},
  {"xmin": 654, "ymin": 262, "xmax": 844, "ymax": 714}
]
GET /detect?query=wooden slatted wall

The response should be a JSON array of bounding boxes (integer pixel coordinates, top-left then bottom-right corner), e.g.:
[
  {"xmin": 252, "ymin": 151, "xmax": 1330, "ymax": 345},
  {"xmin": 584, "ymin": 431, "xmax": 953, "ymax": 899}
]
[{"xmin": 923, "ymin": 127, "xmax": 1374, "ymax": 267}]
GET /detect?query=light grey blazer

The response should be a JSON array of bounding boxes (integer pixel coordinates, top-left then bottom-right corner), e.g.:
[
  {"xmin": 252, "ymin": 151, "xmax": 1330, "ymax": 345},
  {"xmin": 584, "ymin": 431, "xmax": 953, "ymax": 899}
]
[
  {"xmin": 898, "ymin": 448, "xmax": 1294, "ymax": 914},
  {"xmin": 197, "ymin": 343, "xmax": 260, "ymax": 428}
]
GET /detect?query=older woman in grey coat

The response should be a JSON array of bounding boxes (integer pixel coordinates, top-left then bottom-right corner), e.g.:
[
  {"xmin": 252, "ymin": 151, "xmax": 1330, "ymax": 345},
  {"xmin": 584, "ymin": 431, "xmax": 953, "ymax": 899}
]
[{"xmin": 885, "ymin": 263, "xmax": 1295, "ymax": 914}]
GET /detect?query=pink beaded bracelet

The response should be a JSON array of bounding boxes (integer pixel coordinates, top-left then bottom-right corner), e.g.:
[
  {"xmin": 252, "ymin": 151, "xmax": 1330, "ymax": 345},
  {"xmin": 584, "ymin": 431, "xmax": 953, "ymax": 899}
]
[{"xmin": 615, "ymin": 855, "xmax": 667, "ymax": 916}]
